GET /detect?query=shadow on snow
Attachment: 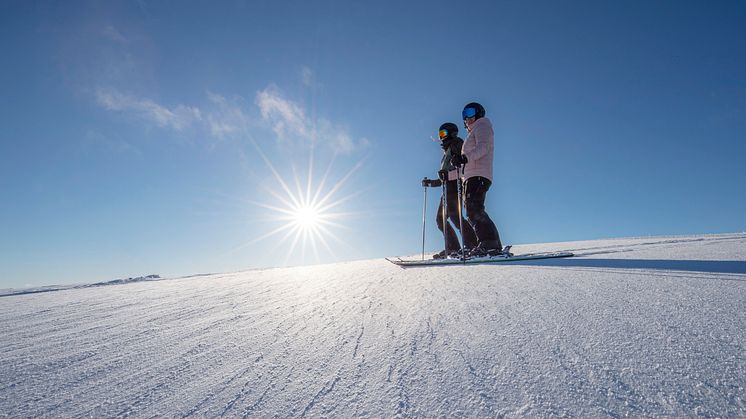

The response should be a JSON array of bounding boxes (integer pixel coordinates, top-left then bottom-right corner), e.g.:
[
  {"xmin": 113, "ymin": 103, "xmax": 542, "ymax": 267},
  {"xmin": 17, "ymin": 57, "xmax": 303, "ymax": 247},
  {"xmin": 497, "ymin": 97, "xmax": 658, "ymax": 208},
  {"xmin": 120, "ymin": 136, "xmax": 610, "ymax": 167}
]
[{"xmin": 512, "ymin": 258, "xmax": 746, "ymax": 276}]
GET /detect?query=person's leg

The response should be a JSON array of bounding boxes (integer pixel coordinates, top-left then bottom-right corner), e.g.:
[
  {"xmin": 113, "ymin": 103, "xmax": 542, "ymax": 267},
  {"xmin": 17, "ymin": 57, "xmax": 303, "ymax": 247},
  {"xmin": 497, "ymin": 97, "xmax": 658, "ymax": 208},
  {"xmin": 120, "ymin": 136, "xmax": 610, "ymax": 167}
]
[
  {"xmin": 446, "ymin": 180, "xmax": 478, "ymax": 249},
  {"xmin": 435, "ymin": 193, "xmax": 460, "ymax": 255},
  {"xmin": 464, "ymin": 177, "xmax": 502, "ymax": 251}
]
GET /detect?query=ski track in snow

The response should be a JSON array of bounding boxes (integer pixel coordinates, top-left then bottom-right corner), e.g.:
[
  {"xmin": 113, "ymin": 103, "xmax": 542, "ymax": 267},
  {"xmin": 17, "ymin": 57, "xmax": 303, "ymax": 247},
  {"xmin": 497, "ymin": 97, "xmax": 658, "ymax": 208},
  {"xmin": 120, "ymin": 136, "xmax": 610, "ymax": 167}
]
[{"xmin": 1, "ymin": 234, "xmax": 746, "ymax": 417}]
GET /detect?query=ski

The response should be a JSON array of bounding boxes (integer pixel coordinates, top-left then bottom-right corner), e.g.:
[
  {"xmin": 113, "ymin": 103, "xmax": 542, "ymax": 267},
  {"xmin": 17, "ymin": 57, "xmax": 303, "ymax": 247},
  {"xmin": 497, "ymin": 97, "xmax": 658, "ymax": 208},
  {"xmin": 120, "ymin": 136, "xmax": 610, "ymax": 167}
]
[{"xmin": 386, "ymin": 250, "xmax": 574, "ymax": 267}]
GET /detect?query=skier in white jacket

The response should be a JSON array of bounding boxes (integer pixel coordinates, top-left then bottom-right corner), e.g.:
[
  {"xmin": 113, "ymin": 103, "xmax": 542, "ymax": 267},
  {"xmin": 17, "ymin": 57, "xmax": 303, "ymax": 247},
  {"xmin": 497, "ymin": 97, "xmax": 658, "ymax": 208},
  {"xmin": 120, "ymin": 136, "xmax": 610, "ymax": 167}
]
[{"xmin": 451, "ymin": 102, "xmax": 503, "ymax": 256}]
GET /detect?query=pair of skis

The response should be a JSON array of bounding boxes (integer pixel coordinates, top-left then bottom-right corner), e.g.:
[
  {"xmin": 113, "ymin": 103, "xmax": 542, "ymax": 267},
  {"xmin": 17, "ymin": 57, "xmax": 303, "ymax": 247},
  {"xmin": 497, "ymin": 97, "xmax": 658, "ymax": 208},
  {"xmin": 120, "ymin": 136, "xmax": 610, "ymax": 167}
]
[{"xmin": 386, "ymin": 248, "xmax": 574, "ymax": 267}]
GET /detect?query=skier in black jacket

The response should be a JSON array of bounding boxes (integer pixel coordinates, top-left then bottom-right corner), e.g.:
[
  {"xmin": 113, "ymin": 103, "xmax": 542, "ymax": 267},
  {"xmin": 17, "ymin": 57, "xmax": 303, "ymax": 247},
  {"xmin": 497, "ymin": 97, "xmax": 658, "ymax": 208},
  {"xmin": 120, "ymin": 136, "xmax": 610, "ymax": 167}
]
[{"xmin": 422, "ymin": 122, "xmax": 478, "ymax": 259}]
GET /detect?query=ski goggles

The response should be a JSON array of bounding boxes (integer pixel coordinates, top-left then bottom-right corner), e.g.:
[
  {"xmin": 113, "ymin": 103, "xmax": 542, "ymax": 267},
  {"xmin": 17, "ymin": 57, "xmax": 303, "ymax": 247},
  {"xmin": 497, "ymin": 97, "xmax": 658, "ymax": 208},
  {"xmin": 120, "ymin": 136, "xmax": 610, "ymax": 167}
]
[
  {"xmin": 462, "ymin": 107, "xmax": 477, "ymax": 119},
  {"xmin": 438, "ymin": 129, "xmax": 448, "ymax": 140}
]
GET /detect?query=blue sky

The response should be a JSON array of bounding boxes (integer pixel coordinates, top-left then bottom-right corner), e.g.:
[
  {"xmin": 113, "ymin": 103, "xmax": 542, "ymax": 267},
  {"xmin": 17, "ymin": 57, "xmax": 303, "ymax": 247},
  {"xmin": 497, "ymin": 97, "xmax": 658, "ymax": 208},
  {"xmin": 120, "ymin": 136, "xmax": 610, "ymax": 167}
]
[{"xmin": 1, "ymin": 1, "xmax": 745, "ymax": 288}]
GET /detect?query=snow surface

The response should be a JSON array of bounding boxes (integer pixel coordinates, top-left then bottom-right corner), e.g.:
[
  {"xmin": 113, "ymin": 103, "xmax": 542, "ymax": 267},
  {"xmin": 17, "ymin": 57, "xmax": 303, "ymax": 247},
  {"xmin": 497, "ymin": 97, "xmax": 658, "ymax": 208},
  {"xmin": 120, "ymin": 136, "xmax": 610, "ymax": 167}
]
[{"xmin": 1, "ymin": 233, "xmax": 745, "ymax": 417}]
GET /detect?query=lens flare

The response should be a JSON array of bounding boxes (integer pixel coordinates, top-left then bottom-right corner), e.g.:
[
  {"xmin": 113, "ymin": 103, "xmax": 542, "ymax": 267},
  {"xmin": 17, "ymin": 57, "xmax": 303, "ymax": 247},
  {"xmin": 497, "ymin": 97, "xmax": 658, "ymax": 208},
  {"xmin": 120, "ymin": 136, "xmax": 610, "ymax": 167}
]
[{"xmin": 236, "ymin": 145, "xmax": 367, "ymax": 266}]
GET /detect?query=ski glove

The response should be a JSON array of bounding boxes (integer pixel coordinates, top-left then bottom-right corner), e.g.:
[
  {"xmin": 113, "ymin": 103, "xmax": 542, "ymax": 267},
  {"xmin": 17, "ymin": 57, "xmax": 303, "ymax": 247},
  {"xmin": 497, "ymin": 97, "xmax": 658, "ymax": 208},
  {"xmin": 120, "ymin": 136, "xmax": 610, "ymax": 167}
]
[
  {"xmin": 451, "ymin": 154, "xmax": 467, "ymax": 168},
  {"xmin": 437, "ymin": 169, "xmax": 449, "ymax": 182},
  {"xmin": 422, "ymin": 178, "xmax": 442, "ymax": 187}
]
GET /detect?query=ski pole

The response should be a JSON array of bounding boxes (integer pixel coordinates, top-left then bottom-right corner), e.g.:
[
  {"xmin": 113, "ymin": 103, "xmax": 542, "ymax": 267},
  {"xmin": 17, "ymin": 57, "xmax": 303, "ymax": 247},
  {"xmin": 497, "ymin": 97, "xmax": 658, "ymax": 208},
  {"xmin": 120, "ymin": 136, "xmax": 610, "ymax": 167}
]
[
  {"xmin": 421, "ymin": 179, "xmax": 428, "ymax": 260},
  {"xmin": 457, "ymin": 166, "xmax": 466, "ymax": 262},
  {"xmin": 442, "ymin": 175, "xmax": 449, "ymax": 256}
]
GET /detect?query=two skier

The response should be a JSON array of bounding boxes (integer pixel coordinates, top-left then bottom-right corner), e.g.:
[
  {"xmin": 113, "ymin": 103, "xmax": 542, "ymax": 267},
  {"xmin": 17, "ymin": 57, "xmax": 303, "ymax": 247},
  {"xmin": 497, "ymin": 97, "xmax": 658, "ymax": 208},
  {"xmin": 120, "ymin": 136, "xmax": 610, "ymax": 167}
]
[{"xmin": 423, "ymin": 102, "xmax": 503, "ymax": 258}]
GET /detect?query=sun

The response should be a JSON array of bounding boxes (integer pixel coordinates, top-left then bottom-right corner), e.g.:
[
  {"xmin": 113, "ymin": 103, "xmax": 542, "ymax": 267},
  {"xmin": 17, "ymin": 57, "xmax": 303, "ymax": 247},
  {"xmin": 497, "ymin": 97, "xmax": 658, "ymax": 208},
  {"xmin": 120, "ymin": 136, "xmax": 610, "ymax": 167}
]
[
  {"xmin": 292, "ymin": 204, "xmax": 322, "ymax": 230},
  {"xmin": 239, "ymin": 149, "xmax": 366, "ymax": 266}
]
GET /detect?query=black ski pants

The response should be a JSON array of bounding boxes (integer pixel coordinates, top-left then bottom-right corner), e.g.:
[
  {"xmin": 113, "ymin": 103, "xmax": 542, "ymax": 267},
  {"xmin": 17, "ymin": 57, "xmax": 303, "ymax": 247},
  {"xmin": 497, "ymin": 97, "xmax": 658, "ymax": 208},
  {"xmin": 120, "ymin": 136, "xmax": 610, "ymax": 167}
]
[
  {"xmin": 436, "ymin": 180, "xmax": 478, "ymax": 252},
  {"xmin": 464, "ymin": 176, "xmax": 502, "ymax": 250}
]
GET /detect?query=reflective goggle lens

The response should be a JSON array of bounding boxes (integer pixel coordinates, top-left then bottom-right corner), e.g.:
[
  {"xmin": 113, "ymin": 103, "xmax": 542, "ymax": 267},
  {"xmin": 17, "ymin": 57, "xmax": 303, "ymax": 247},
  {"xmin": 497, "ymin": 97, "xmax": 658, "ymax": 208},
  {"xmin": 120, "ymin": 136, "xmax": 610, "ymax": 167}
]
[
  {"xmin": 438, "ymin": 129, "xmax": 448, "ymax": 139},
  {"xmin": 462, "ymin": 107, "xmax": 477, "ymax": 119}
]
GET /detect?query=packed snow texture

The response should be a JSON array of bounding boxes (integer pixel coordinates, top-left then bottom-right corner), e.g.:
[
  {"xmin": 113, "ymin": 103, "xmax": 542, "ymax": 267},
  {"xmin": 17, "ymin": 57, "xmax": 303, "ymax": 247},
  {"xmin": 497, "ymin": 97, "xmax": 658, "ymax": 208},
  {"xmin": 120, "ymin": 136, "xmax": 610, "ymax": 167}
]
[{"xmin": 1, "ymin": 234, "xmax": 745, "ymax": 417}]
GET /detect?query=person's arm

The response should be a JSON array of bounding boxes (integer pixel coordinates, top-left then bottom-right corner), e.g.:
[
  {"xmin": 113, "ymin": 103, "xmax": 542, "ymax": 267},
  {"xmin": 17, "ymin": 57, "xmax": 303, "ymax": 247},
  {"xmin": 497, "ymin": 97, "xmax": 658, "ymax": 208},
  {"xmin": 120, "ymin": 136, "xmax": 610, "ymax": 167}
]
[
  {"xmin": 448, "ymin": 140, "xmax": 462, "ymax": 166},
  {"xmin": 449, "ymin": 138, "xmax": 467, "ymax": 168}
]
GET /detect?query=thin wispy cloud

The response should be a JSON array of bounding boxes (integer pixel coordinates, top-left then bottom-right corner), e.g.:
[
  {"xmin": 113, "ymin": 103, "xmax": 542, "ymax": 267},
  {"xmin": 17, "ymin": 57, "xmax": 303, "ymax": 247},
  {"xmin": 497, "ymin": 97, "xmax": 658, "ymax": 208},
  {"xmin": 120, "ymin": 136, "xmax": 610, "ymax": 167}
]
[
  {"xmin": 256, "ymin": 86, "xmax": 369, "ymax": 154},
  {"xmin": 95, "ymin": 87, "xmax": 201, "ymax": 131},
  {"xmin": 301, "ymin": 66, "xmax": 313, "ymax": 87},
  {"xmin": 205, "ymin": 92, "xmax": 251, "ymax": 139},
  {"xmin": 102, "ymin": 25, "xmax": 129, "ymax": 44},
  {"xmin": 256, "ymin": 87, "xmax": 311, "ymax": 140},
  {"xmin": 300, "ymin": 66, "xmax": 321, "ymax": 89},
  {"xmin": 93, "ymin": 77, "xmax": 369, "ymax": 154}
]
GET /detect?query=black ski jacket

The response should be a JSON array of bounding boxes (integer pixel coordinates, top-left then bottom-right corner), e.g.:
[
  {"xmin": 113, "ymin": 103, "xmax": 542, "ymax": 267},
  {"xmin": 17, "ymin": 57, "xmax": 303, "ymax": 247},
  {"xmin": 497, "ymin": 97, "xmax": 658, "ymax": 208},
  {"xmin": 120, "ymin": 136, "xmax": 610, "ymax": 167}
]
[{"xmin": 429, "ymin": 136, "xmax": 464, "ymax": 187}]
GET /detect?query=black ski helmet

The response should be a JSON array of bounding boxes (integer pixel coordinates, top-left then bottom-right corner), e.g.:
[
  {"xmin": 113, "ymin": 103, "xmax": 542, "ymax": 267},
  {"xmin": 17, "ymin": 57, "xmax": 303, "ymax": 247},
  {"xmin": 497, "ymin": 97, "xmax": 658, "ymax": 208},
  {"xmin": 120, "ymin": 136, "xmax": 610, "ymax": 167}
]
[
  {"xmin": 462, "ymin": 102, "xmax": 486, "ymax": 120},
  {"xmin": 438, "ymin": 122, "xmax": 458, "ymax": 140}
]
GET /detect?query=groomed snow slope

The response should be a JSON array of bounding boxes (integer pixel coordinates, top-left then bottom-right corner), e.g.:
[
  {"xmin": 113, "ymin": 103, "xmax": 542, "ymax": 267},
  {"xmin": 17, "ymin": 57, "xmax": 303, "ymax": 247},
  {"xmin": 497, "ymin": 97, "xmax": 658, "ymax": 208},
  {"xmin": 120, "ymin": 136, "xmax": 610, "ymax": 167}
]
[{"xmin": 1, "ymin": 234, "xmax": 745, "ymax": 417}]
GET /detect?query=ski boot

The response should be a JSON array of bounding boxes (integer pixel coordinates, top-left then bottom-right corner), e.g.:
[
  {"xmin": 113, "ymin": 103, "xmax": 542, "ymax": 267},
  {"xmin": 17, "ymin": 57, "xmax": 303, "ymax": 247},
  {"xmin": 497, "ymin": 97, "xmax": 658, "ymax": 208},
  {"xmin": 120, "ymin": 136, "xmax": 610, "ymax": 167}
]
[
  {"xmin": 469, "ymin": 243, "xmax": 510, "ymax": 258},
  {"xmin": 433, "ymin": 249, "xmax": 459, "ymax": 259}
]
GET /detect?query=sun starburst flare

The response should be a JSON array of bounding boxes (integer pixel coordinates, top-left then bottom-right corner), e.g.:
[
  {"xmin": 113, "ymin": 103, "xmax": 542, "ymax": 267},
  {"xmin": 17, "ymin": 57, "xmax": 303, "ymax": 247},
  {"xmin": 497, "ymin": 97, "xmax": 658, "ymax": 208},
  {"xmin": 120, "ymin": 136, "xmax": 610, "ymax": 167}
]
[{"xmin": 236, "ymin": 143, "xmax": 368, "ymax": 266}]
